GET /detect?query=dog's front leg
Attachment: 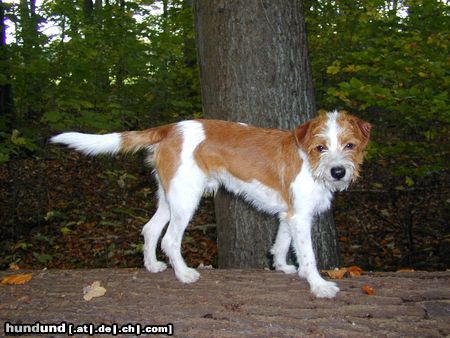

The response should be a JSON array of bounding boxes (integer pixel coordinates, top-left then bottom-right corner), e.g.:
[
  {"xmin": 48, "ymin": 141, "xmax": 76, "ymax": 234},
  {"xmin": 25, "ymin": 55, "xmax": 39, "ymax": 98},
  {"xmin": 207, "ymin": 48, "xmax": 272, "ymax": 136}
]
[
  {"xmin": 271, "ymin": 219, "xmax": 297, "ymax": 274},
  {"xmin": 288, "ymin": 214, "xmax": 339, "ymax": 298}
]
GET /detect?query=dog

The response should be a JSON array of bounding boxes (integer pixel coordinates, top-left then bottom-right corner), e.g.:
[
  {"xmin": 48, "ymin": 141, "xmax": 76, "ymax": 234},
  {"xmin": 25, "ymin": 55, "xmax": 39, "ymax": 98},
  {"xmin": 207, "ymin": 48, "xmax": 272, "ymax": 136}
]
[{"xmin": 51, "ymin": 110, "xmax": 371, "ymax": 298}]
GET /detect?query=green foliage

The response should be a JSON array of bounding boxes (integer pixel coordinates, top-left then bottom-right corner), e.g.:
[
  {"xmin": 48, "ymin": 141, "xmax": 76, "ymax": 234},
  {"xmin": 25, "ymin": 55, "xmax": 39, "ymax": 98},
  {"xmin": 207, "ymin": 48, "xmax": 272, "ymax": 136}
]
[
  {"xmin": 33, "ymin": 252, "xmax": 53, "ymax": 264},
  {"xmin": 0, "ymin": 129, "xmax": 37, "ymax": 162},
  {"xmin": 1, "ymin": 0, "xmax": 200, "ymax": 162},
  {"xmin": 1, "ymin": 0, "xmax": 447, "ymax": 180},
  {"xmin": 305, "ymin": 0, "xmax": 449, "ymax": 177}
]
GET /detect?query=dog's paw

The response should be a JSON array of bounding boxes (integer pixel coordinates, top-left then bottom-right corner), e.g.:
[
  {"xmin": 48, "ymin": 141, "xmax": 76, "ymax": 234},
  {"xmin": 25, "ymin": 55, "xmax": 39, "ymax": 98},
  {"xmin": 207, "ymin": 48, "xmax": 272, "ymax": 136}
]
[
  {"xmin": 275, "ymin": 264, "xmax": 297, "ymax": 274},
  {"xmin": 297, "ymin": 268, "xmax": 307, "ymax": 279},
  {"xmin": 311, "ymin": 280, "xmax": 339, "ymax": 298},
  {"xmin": 176, "ymin": 267, "xmax": 200, "ymax": 284},
  {"xmin": 145, "ymin": 260, "xmax": 167, "ymax": 273}
]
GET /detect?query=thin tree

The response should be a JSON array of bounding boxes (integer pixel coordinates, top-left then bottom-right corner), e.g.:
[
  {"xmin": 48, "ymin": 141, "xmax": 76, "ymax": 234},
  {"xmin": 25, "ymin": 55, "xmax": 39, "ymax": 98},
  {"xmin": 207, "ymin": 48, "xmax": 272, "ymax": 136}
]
[
  {"xmin": 193, "ymin": 0, "xmax": 340, "ymax": 269},
  {"xmin": 0, "ymin": 0, "xmax": 14, "ymax": 122}
]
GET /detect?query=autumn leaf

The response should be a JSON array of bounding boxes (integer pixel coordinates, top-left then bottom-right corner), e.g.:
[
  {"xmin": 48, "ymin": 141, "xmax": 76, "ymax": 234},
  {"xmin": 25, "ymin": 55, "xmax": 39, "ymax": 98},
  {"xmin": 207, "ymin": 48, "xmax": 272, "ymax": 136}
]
[
  {"xmin": 347, "ymin": 266, "xmax": 363, "ymax": 277},
  {"xmin": 396, "ymin": 268, "xmax": 415, "ymax": 272},
  {"xmin": 322, "ymin": 268, "xmax": 347, "ymax": 279},
  {"xmin": 322, "ymin": 266, "xmax": 364, "ymax": 279},
  {"xmin": 361, "ymin": 285, "xmax": 375, "ymax": 295},
  {"xmin": 1, "ymin": 273, "xmax": 33, "ymax": 285},
  {"xmin": 9, "ymin": 263, "xmax": 20, "ymax": 270},
  {"xmin": 83, "ymin": 281, "xmax": 106, "ymax": 301}
]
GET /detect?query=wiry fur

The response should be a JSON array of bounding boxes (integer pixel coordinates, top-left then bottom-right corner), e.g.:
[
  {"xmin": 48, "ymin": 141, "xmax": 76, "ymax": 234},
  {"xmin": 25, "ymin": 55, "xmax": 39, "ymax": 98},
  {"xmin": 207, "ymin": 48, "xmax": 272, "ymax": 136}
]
[
  {"xmin": 51, "ymin": 111, "xmax": 371, "ymax": 298},
  {"xmin": 50, "ymin": 132, "xmax": 122, "ymax": 155}
]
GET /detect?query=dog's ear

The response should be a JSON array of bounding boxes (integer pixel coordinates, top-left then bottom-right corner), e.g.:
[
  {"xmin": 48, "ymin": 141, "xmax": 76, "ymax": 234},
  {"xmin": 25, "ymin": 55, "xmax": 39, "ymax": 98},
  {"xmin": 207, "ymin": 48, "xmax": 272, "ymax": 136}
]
[
  {"xmin": 351, "ymin": 116, "xmax": 372, "ymax": 148},
  {"xmin": 293, "ymin": 121, "xmax": 312, "ymax": 149}
]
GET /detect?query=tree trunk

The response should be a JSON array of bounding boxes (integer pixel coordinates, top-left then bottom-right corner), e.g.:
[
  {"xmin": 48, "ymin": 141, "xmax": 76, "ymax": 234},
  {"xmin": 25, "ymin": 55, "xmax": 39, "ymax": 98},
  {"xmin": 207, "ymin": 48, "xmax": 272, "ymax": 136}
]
[
  {"xmin": 18, "ymin": 0, "xmax": 41, "ymax": 119},
  {"xmin": 0, "ymin": 0, "xmax": 14, "ymax": 121},
  {"xmin": 83, "ymin": 0, "xmax": 94, "ymax": 21},
  {"xmin": 182, "ymin": 0, "xmax": 196, "ymax": 68},
  {"xmin": 193, "ymin": 0, "xmax": 340, "ymax": 269}
]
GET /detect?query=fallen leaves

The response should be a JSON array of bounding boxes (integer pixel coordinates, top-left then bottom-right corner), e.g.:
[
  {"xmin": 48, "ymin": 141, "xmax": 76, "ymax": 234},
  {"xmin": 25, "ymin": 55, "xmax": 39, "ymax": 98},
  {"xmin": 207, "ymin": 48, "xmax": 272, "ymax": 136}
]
[
  {"xmin": 321, "ymin": 267, "xmax": 377, "ymax": 296},
  {"xmin": 322, "ymin": 266, "xmax": 363, "ymax": 279},
  {"xmin": 361, "ymin": 285, "xmax": 375, "ymax": 295},
  {"xmin": 396, "ymin": 268, "xmax": 415, "ymax": 272},
  {"xmin": 347, "ymin": 266, "xmax": 363, "ymax": 277},
  {"xmin": 1, "ymin": 273, "xmax": 33, "ymax": 285},
  {"xmin": 1, "ymin": 274, "xmax": 108, "ymax": 301},
  {"xmin": 323, "ymin": 268, "xmax": 347, "ymax": 279},
  {"xmin": 83, "ymin": 281, "xmax": 106, "ymax": 301},
  {"xmin": 9, "ymin": 263, "xmax": 20, "ymax": 270}
]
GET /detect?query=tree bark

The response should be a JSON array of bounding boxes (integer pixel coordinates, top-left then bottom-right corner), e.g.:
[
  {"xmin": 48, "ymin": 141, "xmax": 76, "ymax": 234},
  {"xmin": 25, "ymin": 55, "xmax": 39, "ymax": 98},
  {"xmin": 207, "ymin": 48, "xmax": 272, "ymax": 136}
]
[
  {"xmin": 193, "ymin": 0, "xmax": 340, "ymax": 269},
  {"xmin": 0, "ymin": 0, "xmax": 14, "ymax": 120},
  {"xmin": 182, "ymin": 0, "xmax": 196, "ymax": 68}
]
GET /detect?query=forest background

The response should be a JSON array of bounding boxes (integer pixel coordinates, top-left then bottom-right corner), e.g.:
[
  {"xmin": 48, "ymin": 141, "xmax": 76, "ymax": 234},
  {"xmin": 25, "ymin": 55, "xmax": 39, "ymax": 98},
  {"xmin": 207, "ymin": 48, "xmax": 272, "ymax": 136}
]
[{"xmin": 0, "ymin": 0, "xmax": 448, "ymax": 272}]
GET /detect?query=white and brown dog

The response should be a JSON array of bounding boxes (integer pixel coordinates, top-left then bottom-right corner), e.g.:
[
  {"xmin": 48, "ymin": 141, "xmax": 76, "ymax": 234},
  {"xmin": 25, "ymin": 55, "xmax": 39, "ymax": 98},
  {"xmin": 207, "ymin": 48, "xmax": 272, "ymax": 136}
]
[{"xmin": 51, "ymin": 110, "xmax": 371, "ymax": 298}]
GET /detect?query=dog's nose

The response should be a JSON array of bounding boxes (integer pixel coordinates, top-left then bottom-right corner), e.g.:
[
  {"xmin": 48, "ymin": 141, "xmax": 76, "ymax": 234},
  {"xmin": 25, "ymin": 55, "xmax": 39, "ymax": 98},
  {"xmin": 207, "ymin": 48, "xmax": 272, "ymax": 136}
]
[{"xmin": 331, "ymin": 166, "xmax": 346, "ymax": 180}]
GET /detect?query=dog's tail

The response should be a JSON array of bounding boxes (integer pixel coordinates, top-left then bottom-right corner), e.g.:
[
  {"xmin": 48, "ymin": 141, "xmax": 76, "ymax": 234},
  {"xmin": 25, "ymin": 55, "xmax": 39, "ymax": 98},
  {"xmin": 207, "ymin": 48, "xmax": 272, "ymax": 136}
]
[{"xmin": 50, "ymin": 125, "xmax": 173, "ymax": 156}]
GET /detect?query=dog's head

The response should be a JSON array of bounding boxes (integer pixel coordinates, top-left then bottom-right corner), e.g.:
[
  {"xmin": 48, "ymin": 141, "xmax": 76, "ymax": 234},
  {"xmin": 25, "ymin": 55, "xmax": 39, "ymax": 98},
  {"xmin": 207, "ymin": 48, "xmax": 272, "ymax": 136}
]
[{"xmin": 294, "ymin": 111, "xmax": 371, "ymax": 192}]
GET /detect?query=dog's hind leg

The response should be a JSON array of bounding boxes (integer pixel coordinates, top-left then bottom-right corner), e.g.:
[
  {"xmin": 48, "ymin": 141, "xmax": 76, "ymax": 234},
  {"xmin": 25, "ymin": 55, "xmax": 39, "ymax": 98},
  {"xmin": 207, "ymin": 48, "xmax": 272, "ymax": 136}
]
[
  {"xmin": 161, "ymin": 169, "xmax": 205, "ymax": 284},
  {"xmin": 142, "ymin": 182, "xmax": 170, "ymax": 273}
]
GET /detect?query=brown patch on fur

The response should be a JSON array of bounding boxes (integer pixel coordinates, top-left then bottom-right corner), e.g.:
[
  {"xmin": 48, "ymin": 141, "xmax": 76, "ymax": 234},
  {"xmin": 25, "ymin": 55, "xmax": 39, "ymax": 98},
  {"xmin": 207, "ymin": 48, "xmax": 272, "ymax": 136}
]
[
  {"xmin": 121, "ymin": 124, "xmax": 182, "ymax": 192},
  {"xmin": 153, "ymin": 131, "xmax": 182, "ymax": 192},
  {"xmin": 195, "ymin": 120, "xmax": 302, "ymax": 214},
  {"xmin": 337, "ymin": 113, "xmax": 372, "ymax": 180},
  {"xmin": 294, "ymin": 113, "xmax": 328, "ymax": 173},
  {"xmin": 347, "ymin": 115, "xmax": 372, "ymax": 148},
  {"xmin": 121, "ymin": 124, "xmax": 174, "ymax": 153}
]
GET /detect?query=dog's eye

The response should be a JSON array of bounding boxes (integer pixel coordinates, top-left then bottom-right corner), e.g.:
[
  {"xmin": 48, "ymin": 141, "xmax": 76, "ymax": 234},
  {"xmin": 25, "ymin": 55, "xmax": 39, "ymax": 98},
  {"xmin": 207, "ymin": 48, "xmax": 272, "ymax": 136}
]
[
  {"xmin": 345, "ymin": 143, "xmax": 354, "ymax": 150},
  {"xmin": 316, "ymin": 145, "xmax": 327, "ymax": 153}
]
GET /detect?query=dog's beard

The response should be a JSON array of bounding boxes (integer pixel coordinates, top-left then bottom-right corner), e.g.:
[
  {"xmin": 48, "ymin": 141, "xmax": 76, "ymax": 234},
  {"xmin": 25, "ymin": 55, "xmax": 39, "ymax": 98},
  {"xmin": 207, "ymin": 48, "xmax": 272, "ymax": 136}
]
[
  {"xmin": 313, "ymin": 154, "xmax": 355, "ymax": 192},
  {"xmin": 323, "ymin": 178, "xmax": 351, "ymax": 192}
]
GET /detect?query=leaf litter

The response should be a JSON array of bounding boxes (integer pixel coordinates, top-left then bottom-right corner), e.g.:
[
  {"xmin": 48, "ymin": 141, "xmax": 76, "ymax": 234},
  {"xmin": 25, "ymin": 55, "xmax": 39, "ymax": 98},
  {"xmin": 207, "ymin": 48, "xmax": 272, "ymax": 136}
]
[
  {"xmin": 83, "ymin": 281, "xmax": 107, "ymax": 301},
  {"xmin": 1, "ymin": 273, "xmax": 33, "ymax": 285}
]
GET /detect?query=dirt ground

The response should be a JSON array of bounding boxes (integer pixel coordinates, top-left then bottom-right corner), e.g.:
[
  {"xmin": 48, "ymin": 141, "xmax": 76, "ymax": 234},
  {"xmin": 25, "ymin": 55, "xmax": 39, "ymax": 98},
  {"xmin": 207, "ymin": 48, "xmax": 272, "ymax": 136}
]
[{"xmin": 1, "ymin": 269, "xmax": 449, "ymax": 337}]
